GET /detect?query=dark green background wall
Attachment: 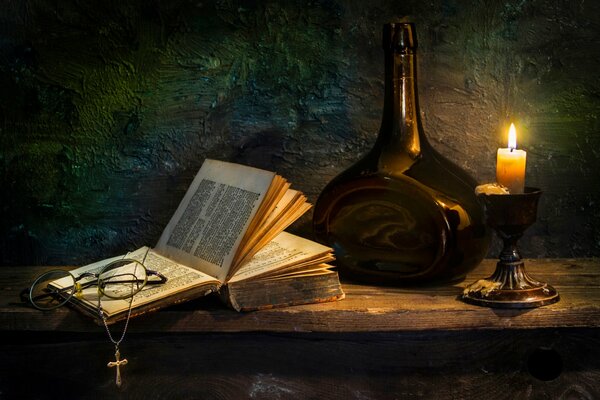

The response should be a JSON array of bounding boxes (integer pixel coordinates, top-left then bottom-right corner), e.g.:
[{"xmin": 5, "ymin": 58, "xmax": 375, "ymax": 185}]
[{"xmin": 1, "ymin": 0, "xmax": 599, "ymax": 265}]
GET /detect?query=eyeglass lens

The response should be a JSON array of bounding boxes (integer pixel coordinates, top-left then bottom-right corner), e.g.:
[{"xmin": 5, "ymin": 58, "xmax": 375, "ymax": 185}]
[
  {"xmin": 98, "ymin": 259, "xmax": 147, "ymax": 299},
  {"xmin": 29, "ymin": 270, "xmax": 76, "ymax": 310}
]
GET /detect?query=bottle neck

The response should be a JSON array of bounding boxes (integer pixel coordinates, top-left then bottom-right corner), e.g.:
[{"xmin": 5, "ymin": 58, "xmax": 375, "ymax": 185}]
[{"xmin": 377, "ymin": 51, "xmax": 422, "ymax": 174}]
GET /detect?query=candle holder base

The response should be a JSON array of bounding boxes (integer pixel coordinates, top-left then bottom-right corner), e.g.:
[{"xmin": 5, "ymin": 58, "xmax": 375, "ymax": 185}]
[
  {"xmin": 462, "ymin": 260, "xmax": 559, "ymax": 308},
  {"xmin": 462, "ymin": 187, "xmax": 560, "ymax": 309}
]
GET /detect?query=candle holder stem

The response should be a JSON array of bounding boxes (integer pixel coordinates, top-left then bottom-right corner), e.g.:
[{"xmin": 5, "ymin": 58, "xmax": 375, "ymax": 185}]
[
  {"xmin": 499, "ymin": 232, "xmax": 522, "ymax": 263},
  {"xmin": 462, "ymin": 188, "xmax": 559, "ymax": 308}
]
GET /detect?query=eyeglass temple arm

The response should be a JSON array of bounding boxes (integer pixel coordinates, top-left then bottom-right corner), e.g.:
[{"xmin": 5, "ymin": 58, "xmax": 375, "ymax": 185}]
[
  {"xmin": 146, "ymin": 270, "xmax": 168, "ymax": 284},
  {"xmin": 20, "ymin": 285, "xmax": 74, "ymax": 304},
  {"xmin": 19, "ymin": 288, "xmax": 31, "ymax": 303},
  {"xmin": 96, "ymin": 271, "xmax": 167, "ymax": 288}
]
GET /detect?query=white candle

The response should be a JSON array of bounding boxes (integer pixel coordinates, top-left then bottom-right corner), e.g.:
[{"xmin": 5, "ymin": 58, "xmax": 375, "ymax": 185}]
[{"xmin": 496, "ymin": 123, "xmax": 526, "ymax": 194}]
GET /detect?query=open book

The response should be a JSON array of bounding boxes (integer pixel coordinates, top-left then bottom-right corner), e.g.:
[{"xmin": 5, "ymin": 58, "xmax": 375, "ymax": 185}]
[{"xmin": 64, "ymin": 160, "xmax": 344, "ymax": 324}]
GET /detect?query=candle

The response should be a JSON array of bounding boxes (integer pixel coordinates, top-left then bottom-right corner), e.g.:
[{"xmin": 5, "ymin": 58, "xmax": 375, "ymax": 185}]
[{"xmin": 496, "ymin": 123, "xmax": 526, "ymax": 194}]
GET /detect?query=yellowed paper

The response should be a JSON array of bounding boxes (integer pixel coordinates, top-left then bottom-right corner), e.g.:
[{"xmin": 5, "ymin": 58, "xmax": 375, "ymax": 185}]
[
  {"xmin": 155, "ymin": 159, "xmax": 275, "ymax": 281},
  {"xmin": 228, "ymin": 232, "xmax": 334, "ymax": 283},
  {"xmin": 58, "ymin": 247, "xmax": 218, "ymax": 317}
]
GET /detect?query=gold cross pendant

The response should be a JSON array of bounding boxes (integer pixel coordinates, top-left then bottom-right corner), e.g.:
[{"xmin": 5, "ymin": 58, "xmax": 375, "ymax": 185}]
[{"xmin": 107, "ymin": 349, "xmax": 128, "ymax": 387}]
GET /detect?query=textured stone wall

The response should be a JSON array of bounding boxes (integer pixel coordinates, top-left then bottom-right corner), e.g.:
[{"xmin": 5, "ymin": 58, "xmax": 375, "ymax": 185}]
[{"xmin": 1, "ymin": 0, "xmax": 599, "ymax": 265}]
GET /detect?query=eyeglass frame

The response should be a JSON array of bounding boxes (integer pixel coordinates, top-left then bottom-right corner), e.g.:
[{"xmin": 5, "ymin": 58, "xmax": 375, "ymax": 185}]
[{"xmin": 21, "ymin": 258, "xmax": 168, "ymax": 311}]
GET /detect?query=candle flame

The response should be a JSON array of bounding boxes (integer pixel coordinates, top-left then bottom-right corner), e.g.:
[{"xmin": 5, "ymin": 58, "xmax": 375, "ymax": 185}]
[{"xmin": 508, "ymin": 123, "xmax": 517, "ymax": 149}]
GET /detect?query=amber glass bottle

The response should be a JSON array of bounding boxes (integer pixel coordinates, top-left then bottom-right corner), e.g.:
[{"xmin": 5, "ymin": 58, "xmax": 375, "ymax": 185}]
[{"xmin": 313, "ymin": 23, "xmax": 490, "ymax": 284}]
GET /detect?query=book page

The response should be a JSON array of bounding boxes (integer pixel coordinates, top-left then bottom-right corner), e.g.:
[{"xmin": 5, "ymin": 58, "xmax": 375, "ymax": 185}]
[
  {"xmin": 254, "ymin": 266, "xmax": 336, "ymax": 281},
  {"xmin": 231, "ymin": 190, "xmax": 312, "ymax": 273},
  {"xmin": 155, "ymin": 159, "xmax": 275, "ymax": 281},
  {"xmin": 54, "ymin": 247, "xmax": 220, "ymax": 317},
  {"xmin": 233, "ymin": 189, "xmax": 302, "ymax": 261},
  {"xmin": 228, "ymin": 232, "xmax": 334, "ymax": 283},
  {"xmin": 247, "ymin": 264, "xmax": 334, "ymax": 281}
]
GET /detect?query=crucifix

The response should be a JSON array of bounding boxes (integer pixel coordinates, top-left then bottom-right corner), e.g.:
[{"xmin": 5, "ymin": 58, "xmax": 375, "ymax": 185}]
[{"xmin": 107, "ymin": 348, "xmax": 128, "ymax": 387}]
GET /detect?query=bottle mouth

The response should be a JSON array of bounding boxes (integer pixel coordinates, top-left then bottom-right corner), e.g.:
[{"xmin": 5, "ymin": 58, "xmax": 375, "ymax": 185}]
[{"xmin": 383, "ymin": 22, "xmax": 417, "ymax": 53}]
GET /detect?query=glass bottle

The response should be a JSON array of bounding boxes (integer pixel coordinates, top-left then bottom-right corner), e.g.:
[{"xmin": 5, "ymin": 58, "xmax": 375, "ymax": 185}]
[{"xmin": 313, "ymin": 23, "xmax": 490, "ymax": 284}]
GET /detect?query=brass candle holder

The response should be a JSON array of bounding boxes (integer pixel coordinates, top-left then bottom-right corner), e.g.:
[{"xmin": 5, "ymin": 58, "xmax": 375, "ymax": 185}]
[{"xmin": 462, "ymin": 187, "xmax": 560, "ymax": 308}]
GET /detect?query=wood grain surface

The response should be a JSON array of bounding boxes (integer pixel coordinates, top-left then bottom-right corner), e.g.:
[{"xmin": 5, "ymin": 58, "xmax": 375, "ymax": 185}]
[
  {"xmin": 1, "ymin": 329, "xmax": 599, "ymax": 399},
  {"xmin": 2, "ymin": 258, "xmax": 599, "ymax": 399},
  {"xmin": 2, "ymin": 258, "xmax": 598, "ymax": 333}
]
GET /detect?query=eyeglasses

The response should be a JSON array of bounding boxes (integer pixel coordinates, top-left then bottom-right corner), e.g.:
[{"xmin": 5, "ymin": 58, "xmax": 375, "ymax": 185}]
[{"xmin": 22, "ymin": 259, "xmax": 168, "ymax": 311}]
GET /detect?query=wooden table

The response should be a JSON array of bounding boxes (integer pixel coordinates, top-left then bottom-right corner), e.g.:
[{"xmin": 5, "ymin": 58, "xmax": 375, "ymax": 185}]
[{"xmin": 1, "ymin": 259, "xmax": 599, "ymax": 399}]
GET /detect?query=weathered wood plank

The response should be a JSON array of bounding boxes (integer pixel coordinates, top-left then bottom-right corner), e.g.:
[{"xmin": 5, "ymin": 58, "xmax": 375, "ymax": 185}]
[
  {"xmin": 1, "ymin": 259, "xmax": 599, "ymax": 400},
  {"xmin": 1, "ymin": 329, "xmax": 599, "ymax": 400},
  {"xmin": 1, "ymin": 259, "xmax": 599, "ymax": 333}
]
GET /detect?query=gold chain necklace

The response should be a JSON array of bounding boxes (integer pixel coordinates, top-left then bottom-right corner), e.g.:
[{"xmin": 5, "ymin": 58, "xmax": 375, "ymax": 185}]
[
  {"xmin": 97, "ymin": 249, "xmax": 149, "ymax": 387},
  {"xmin": 99, "ymin": 295, "xmax": 134, "ymax": 387}
]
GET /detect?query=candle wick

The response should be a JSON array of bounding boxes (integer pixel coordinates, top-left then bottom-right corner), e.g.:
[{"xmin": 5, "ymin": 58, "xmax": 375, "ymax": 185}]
[{"xmin": 510, "ymin": 147, "xmax": 514, "ymax": 153}]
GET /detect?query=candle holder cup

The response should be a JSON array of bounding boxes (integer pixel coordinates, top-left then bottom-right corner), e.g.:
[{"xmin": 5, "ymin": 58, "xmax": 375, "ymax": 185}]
[{"xmin": 462, "ymin": 187, "xmax": 560, "ymax": 308}]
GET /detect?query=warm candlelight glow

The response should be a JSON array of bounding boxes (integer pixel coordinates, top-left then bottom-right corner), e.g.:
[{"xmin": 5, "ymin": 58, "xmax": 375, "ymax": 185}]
[{"xmin": 496, "ymin": 123, "xmax": 527, "ymax": 194}]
